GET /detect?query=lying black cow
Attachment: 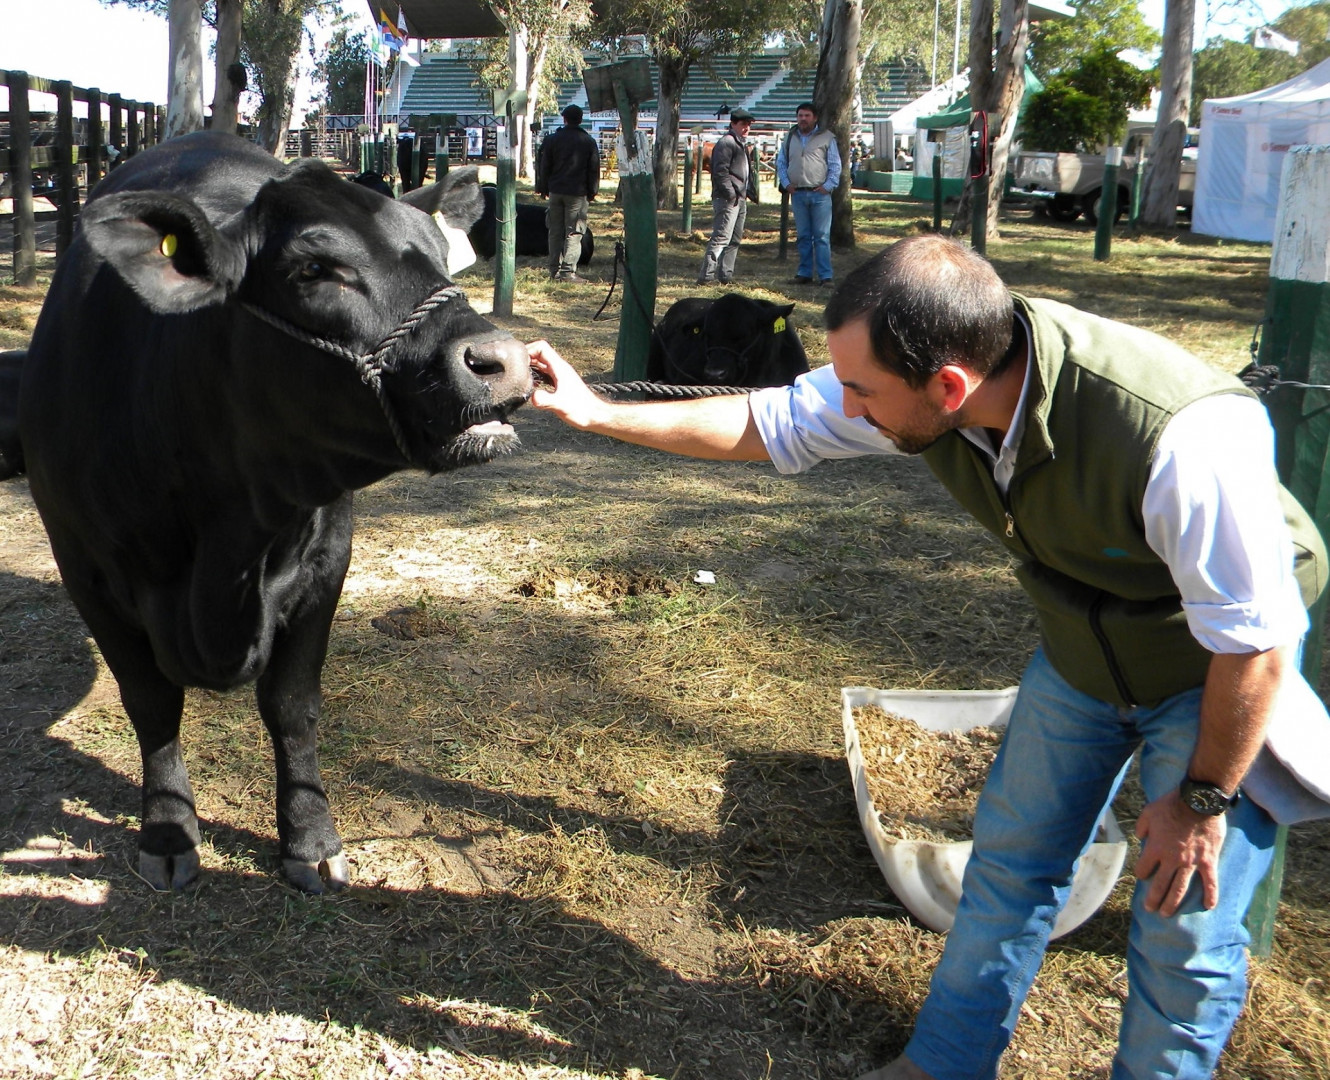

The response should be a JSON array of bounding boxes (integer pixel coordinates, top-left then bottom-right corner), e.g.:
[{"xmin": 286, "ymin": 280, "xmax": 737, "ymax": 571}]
[
  {"xmin": 647, "ymin": 294, "xmax": 810, "ymax": 388},
  {"xmin": 468, "ymin": 183, "xmax": 594, "ymax": 266},
  {"xmin": 17, "ymin": 130, "xmax": 532, "ymax": 894}
]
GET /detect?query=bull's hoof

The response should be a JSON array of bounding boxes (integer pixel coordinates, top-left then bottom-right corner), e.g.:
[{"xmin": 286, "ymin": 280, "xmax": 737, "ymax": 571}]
[
  {"xmin": 138, "ymin": 848, "xmax": 201, "ymax": 891},
  {"xmin": 283, "ymin": 853, "xmax": 350, "ymax": 894}
]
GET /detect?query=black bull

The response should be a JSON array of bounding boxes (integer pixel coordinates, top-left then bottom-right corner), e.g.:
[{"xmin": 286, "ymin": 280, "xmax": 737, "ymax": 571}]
[
  {"xmin": 15, "ymin": 130, "xmax": 533, "ymax": 893},
  {"xmin": 647, "ymin": 294, "xmax": 811, "ymax": 388},
  {"xmin": 468, "ymin": 183, "xmax": 594, "ymax": 266}
]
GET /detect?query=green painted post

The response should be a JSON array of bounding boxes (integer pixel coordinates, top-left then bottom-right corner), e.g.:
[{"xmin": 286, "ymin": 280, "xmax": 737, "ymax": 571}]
[
  {"xmin": 1129, "ymin": 156, "xmax": 1145, "ymax": 226},
  {"xmin": 682, "ymin": 139, "xmax": 694, "ymax": 234},
  {"xmin": 1094, "ymin": 147, "xmax": 1122, "ymax": 262},
  {"xmin": 778, "ymin": 188, "xmax": 790, "ymax": 261},
  {"xmin": 932, "ymin": 148, "xmax": 943, "ymax": 232},
  {"xmin": 493, "ymin": 113, "xmax": 517, "ymax": 317},
  {"xmin": 611, "ymin": 80, "xmax": 657, "ymax": 382},
  {"xmin": 1248, "ymin": 144, "xmax": 1330, "ymax": 957}
]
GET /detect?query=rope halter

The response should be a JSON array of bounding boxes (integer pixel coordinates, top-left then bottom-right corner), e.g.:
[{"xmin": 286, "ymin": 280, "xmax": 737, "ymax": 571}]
[{"xmin": 240, "ymin": 282, "xmax": 466, "ymax": 464}]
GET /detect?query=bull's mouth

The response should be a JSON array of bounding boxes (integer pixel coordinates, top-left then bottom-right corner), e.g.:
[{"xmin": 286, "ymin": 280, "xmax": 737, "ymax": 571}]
[{"xmin": 465, "ymin": 417, "xmax": 516, "ymax": 442}]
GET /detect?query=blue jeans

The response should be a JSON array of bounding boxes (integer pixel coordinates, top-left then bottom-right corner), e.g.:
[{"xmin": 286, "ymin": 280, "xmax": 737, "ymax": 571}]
[
  {"xmin": 905, "ymin": 648, "xmax": 1276, "ymax": 1080},
  {"xmin": 791, "ymin": 188, "xmax": 833, "ymax": 282}
]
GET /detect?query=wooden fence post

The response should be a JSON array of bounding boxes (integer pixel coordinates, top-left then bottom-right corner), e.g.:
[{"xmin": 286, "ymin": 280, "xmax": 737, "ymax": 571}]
[
  {"xmin": 1249, "ymin": 143, "xmax": 1330, "ymax": 957},
  {"xmin": 55, "ymin": 80, "xmax": 77, "ymax": 257},
  {"xmin": 127, "ymin": 102, "xmax": 141, "ymax": 159},
  {"xmin": 109, "ymin": 94, "xmax": 124, "ymax": 166},
  {"xmin": 87, "ymin": 88, "xmax": 105, "ymax": 187},
  {"xmin": 9, "ymin": 71, "xmax": 37, "ymax": 287}
]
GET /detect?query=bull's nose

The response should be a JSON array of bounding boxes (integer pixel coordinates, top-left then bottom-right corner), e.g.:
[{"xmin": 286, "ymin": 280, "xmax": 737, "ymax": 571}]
[{"xmin": 463, "ymin": 336, "xmax": 528, "ymax": 379}]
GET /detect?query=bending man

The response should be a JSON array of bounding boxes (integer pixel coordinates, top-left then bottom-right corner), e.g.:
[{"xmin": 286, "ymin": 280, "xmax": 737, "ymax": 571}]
[{"xmin": 529, "ymin": 234, "xmax": 1330, "ymax": 1080}]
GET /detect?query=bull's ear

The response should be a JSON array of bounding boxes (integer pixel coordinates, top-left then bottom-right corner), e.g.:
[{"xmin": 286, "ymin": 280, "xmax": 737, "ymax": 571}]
[
  {"xmin": 777, "ymin": 302, "xmax": 796, "ymax": 319},
  {"xmin": 79, "ymin": 191, "xmax": 244, "ymax": 313},
  {"xmin": 399, "ymin": 166, "xmax": 485, "ymax": 230}
]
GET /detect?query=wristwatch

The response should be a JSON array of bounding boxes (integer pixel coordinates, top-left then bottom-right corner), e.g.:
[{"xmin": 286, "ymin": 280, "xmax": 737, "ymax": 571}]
[{"xmin": 1178, "ymin": 774, "xmax": 1238, "ymax": 816}]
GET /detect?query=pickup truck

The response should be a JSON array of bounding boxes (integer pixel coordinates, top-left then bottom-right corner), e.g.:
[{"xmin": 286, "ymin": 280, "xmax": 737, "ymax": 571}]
[{"xmin": 1009, "ymin": 128, "xmax": 1198, "ymax": 224}]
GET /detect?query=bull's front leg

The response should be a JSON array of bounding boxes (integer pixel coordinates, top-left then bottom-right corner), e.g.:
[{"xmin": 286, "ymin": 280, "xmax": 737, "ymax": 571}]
[
  {"xmin": 256, "ymin": 584, "xmax": 349, "ymax": 894},
  {"xmin": 83, "ymin": 610, "xmax": 201, "ymax": 891}
]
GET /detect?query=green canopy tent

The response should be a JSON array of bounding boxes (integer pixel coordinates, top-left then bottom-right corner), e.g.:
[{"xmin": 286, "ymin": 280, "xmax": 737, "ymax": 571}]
[{"xmin": 911, "ymin": 67, "xmax": 1044, "ymax": 202}]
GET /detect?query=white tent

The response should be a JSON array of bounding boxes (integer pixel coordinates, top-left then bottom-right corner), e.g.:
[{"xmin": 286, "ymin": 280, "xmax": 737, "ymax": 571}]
[{"xmin": 1193, "ymin": 57, "xmax": 1330, "ymax": 243}]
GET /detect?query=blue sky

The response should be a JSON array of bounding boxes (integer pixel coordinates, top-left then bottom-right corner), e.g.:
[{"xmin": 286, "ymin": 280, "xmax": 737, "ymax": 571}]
[{"xmin": 0, "ymin": 0, "xmax": 1301, "ymax": 115}]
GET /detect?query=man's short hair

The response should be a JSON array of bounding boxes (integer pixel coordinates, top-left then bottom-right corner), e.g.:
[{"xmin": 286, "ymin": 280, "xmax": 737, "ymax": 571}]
[
  {"xmin": 824, "ymin": 236, "xmax": 1015, "ymax": 387},
  {"xmin": 562, "ymin": 104, "xmax": 584, "ymax": 125},
  {"xmin": 796, "ymin": 102, "xmax": 817, "ymax": 117}
]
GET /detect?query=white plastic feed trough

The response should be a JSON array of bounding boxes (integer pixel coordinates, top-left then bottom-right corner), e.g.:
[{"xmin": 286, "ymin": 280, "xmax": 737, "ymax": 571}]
[{"xmin": 843, "ymin": 685, "xmax": 1128, "ymax": 939}]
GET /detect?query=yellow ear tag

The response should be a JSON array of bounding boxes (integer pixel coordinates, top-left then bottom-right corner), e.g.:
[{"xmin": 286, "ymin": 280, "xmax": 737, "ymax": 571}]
[
  {"xmin": 160, "ymin": 233, "xmax": 178, "ymax": 258},
  {"xmin": 773, "ymin": 316, "xmax": 786, "ymax": 334}
]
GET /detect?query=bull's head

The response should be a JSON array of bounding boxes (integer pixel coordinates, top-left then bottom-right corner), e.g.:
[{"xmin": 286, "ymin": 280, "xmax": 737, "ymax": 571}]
[
  {"xmin": 699, "ymin": 295, "xmax": 796, "ymax": 385},
  {"xmin": 77, "ymin": 161, "xmax": 531, "ymax": 475}
]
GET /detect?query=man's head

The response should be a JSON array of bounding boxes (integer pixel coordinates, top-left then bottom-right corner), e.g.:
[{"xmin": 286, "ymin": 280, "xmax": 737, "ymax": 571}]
[
  {"xmin": 729, "ymin": 108, "xmax": 754, "ymax": 137},
  {"xmin": 822, "ymin": 236, "xmax": 1016, "ymax": 453},
  {"xmin": 562, "ymin": 104, "xmax": 583, "ymax": 127},
  {"xmin": 795, "ymin": 103, "xmax": 818, "ymax": 135}
]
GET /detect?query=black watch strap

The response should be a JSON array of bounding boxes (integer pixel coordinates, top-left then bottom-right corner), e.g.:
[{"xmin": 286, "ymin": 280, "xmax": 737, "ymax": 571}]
[{"xmin": 1178, "ymin": 774, "xmax": 1238, "ymax": 816}]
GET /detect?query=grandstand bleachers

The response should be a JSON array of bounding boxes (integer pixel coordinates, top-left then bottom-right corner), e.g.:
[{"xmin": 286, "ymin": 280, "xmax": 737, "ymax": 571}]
[
  {"xmin": 396, "ymin": 49, "xmax": 933, "ymax": 135},
  {"xmin": 398, "ymin": 55, "xmax": 493, "ymax": 117}
]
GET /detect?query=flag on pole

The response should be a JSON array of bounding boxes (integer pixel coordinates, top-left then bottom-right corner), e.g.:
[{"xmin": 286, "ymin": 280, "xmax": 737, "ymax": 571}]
[
  {"xmin": 380, "ymin": 7, "xmax": 403, "ymax": 52},
  {"xmin": 1254, "ymin": 27, "xmax": 1300, "ymax": 56}
]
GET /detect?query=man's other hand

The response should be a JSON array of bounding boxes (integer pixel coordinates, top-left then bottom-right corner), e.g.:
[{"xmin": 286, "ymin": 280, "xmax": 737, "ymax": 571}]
[{"xmin": 1135, "ymin": 788, "xmax": 1228, "ymax": 916}]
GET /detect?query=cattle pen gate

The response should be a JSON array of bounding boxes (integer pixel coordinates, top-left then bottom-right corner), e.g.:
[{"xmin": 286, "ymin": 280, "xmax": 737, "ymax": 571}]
[{"xmin": 1, "ymin": 69, "xmax": 166, "ymax": 285}]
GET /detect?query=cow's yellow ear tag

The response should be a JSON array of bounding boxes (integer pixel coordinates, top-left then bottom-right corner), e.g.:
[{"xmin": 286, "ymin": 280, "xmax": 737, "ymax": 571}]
[
  {"xmin": 772, "ymin": 316, "xmax": 786, "ymax": 334},
  {"xmin": 160, "ymin": 233, "xmax": 178, "ymax": 258}
]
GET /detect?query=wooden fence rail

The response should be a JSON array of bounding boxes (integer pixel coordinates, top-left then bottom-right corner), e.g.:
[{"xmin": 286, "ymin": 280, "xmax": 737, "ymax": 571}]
[{"xmin": 2, "ymin": 69, "xmax": 164, "ymax": 285}]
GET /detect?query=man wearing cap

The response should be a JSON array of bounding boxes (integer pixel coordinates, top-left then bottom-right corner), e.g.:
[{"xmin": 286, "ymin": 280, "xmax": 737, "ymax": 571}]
[
  {"xmin": 536, "ymin": 104, "xmax": 600, "ymax": 283},
  {"xmin": 698, "ymin": 108, "xmax": 758, "ymax": 286},
  {"xmin": 777, "ymin": 101, "xmax": 842, "ymax": 287}
]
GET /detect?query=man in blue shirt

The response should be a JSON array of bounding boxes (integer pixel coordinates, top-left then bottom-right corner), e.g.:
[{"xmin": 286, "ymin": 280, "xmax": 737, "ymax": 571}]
[{"xmin": 776, "ymin": 102, "xmax": 842, "ymax": 287}]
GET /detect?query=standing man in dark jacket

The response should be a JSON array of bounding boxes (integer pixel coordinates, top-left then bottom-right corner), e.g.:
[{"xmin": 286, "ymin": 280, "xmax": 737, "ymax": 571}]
[
  {"xmin": 536, "ymin": 104, "xmax": 600, "ymax": 283},
  {"xmin": 697, "ymin": 108, "xmax": 758, "ymax": 286}
]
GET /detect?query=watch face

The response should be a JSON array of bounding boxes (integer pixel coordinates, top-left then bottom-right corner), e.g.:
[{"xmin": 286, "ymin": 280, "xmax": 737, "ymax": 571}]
[{"xmin": 1182, "ymin": 780, "xmax": 1232, "ymax": 816}]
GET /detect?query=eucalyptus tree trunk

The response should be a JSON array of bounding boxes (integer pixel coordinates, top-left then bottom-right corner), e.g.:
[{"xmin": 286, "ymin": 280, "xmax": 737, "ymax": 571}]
[
  {"xmin": 166, "ymin": 0, "xmax": 205, "ymax": 138},
  {"xmin": 518, "ymin": 39, "xmax": 549, "ymax": 180},
  {"xmin": 1140, "ymin": 0, "xmax": 1194, "ymax": 227},
  {"xmin": 813, "ymin": 0, "xmax": 862, "ymax": 247},
  {"xmin": 652, "ymin": 55, "xmax": 690, "ymax": 211},
  {"xmin": 950, "ymin": 0, "xmax": 1029, "ymax": 241},
  {"xmin": 210, "ymin": 0, "xmax": 244, "ymax": 135}
]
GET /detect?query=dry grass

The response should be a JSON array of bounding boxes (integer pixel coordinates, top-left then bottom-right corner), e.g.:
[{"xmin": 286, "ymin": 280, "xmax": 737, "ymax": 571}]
[{"xmin": 1, "ymin": 177, "xmax": 1327, "ymax": 1079}]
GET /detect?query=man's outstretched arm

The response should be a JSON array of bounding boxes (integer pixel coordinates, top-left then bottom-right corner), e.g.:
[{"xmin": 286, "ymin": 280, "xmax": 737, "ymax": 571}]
[{"xmin": 527, "ymin": 340, "xmax": 772, "ymax": 462}]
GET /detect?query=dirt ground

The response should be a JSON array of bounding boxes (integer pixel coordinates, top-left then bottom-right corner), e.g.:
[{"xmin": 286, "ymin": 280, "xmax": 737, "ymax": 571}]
[{"xmin": 1, "ymin": 185, "xmax": 1328, "ymax": 1080}]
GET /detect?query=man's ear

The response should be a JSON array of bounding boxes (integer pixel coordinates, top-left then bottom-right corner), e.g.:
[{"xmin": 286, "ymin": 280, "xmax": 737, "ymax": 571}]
[
  {"xmin": 935, "ymin": 364, "xmax": 976, "ymax": 412},
  {"xmin": 399, "ymin": 166, "xmax": 484, "ymax": 230},
  {"xmin": 80, "ymin": 191, "xmax": 245, "ymax": 313}
]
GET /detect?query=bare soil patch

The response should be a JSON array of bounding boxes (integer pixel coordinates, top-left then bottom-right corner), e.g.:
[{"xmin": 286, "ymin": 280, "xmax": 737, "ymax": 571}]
[{"xmin": 1, "ymin": 184, "xmax": 1327, "ymax": 1080}]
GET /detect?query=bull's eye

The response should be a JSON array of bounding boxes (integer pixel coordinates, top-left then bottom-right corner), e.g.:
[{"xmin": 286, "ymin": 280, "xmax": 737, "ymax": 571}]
[{"xmin": 297, "ymin": 260, "xmax": 328, "ymax": 281}]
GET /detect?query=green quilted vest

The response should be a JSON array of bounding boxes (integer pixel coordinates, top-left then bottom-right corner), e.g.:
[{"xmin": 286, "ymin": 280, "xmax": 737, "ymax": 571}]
[{"xmin": 921, "ymin": 295, "xmax": 1326, "ymax": 706}]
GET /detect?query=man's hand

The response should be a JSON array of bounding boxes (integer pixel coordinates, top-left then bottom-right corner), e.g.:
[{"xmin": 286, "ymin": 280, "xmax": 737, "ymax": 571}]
[
  {"xmin": 527, "ymin": 340, "xmax": 607, "ymax": 430},
  {"xmin": 1134, "ymin": 789, "xmax": 1228, "ymax": 916}
]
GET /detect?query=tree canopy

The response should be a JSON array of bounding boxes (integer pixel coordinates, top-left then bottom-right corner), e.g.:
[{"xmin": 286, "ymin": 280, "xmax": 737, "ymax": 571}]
[
  {"xmin": 1027, "ymin": 0, "xmax": 1157, "ymax": 81},
  {"xmin": 1020, "ymin": 45, "xmax": 1154, "ymax": 151}
]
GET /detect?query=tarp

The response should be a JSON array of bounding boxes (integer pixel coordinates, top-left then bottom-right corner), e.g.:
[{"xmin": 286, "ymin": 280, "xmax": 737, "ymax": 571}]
[
  {"xmin": 915, "ymin": 68, "xmax": 1044, "ymax": 131},
  {"xmin": 1193, "ymin": 57, "xmax": 1330, "ymax": 243}
]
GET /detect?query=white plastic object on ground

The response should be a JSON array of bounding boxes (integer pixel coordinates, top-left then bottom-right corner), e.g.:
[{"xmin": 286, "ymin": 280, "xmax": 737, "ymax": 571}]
[{"xmin": 842, "ymin": 685, "xmax": 1128, "ymax": 939}]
